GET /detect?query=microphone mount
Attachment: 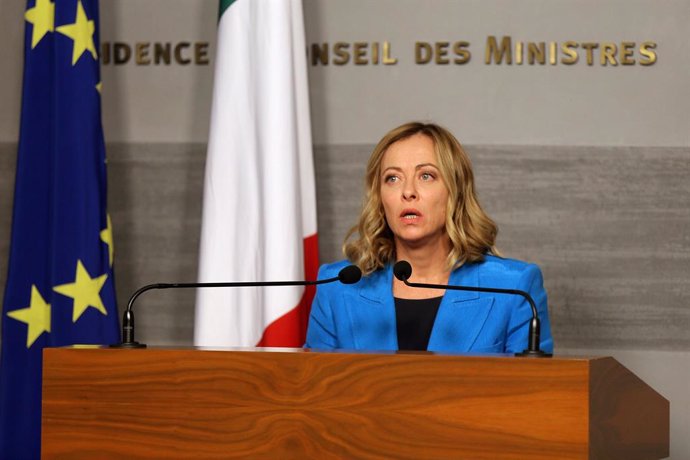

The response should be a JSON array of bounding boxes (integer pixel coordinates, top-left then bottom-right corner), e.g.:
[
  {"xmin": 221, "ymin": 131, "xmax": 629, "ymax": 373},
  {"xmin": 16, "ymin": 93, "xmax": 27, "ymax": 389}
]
[
  {"xmin": 394, "ymin": 260, "xmax": 551, "ymax": 358},
  {"xmin": 111, "ymin": 265, "xmax": 362, "ymax": 349}
]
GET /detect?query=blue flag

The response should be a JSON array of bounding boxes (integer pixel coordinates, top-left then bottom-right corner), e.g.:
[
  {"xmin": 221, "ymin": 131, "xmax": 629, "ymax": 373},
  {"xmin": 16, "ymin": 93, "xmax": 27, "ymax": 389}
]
[{"xmin": 0, "ymin": 0, "xmax": 119, "ymax": 457}]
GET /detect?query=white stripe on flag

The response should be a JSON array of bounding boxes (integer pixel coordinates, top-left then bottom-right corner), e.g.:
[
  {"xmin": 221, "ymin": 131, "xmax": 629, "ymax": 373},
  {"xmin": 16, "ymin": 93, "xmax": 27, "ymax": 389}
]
[{"xmin": 195, "ymin": 0, "xmax": 317, "ymax": 347}]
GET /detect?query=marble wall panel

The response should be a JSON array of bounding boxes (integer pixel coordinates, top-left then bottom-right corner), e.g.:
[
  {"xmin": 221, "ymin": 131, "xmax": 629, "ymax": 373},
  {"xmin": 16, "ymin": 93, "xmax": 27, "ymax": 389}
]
[{"xmin": 1, "ymin": 143, "xmax": 689, "ymax": 350}]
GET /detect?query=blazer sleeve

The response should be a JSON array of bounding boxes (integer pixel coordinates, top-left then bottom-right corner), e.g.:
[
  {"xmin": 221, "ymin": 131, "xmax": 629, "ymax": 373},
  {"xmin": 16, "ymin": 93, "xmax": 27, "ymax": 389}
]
[
  {"xmin": 504, "ymin": 263, "xmax": 554, "ymax": 354},
  {"xmin": 304, "ymin": 265, "xmax": 339, "ymax": 349}
]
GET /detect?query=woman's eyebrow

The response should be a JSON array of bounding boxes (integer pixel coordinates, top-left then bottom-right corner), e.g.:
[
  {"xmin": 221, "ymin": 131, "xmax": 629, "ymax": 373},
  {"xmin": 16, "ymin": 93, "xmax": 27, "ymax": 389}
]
[
  {"xmin": 381, "ymin": 163, "xmax": 439, "ymax": 174},
  {"xmin": 381, "ymin": 166, "xmax": 403, "ymax": 174}
]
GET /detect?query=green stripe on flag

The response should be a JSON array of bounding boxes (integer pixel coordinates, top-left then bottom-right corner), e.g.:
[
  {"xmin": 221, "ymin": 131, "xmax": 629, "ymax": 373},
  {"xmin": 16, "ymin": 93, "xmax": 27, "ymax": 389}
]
[{"xmin": 219, "ymin": 0, "xmax": 237, "ymax": 18}]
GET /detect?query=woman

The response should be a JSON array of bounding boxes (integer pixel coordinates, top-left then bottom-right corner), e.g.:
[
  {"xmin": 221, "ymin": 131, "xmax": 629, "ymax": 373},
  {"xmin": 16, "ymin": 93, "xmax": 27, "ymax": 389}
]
[{"xmin": 305, "ymin": 122, "xmax": 553, "ymax": 353}]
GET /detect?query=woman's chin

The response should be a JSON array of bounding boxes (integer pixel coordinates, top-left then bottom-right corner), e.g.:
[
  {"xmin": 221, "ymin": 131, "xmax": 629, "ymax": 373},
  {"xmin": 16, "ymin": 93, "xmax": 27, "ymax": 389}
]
[{"xmin": 394, "ymin": 231, "xmax": 448, "ymax": 249}]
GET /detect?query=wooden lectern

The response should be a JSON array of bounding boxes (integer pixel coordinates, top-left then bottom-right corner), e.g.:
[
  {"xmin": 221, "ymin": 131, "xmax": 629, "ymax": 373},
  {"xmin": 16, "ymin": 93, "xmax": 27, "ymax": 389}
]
[{"xmin": 42, "ymin": 348, "xmax": 669, "ymax": 459}]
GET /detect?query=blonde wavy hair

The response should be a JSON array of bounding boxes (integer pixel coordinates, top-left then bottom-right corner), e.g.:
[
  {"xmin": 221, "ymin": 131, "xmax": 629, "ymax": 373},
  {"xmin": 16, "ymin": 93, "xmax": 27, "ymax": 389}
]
[{"xmin": 343, "ymin": 122, "xmax": 499, "ymax": 275}]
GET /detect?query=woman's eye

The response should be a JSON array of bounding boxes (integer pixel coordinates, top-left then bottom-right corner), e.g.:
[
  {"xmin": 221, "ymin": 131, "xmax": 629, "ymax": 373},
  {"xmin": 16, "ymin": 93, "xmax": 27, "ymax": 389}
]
[
  {"xmin": 384, "ymin": 175, "xmax": 398, "ymax": 183},
  {"xmin": 420, "ymin": 172, "xmax": 434, "ymax": 181}
]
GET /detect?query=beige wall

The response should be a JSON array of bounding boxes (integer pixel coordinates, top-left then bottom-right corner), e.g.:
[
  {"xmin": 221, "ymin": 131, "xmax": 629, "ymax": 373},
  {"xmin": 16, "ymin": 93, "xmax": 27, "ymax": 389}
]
[
  {"xmin": 0, "ymin": 1, "xmax": 688, "ymax": 457},
  {"xmin": 304, "ymin": 0, "xmax": 690, "ymax": 146},
  {"xmin": 2, "ymin": 0, "xmax": 689, "ymax": 145}
]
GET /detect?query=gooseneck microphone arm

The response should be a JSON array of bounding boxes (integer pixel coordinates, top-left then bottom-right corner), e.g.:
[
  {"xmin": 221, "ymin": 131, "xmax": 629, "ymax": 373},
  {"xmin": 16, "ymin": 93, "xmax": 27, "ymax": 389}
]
[
  {"xmin": 126, "ymin": 279, "xmax": 336, "ymax": 312},
  {"xmin": 393, "ymin": 261, "xmax": 551, "ymax": 358},
  {"xmin": 112, "ymin": 265, "xmax": 362, "ymax": 349}
]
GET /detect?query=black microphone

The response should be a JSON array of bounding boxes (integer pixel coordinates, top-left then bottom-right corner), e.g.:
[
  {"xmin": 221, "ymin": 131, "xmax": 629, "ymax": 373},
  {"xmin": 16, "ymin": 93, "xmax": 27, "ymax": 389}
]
[
  {"xmin": 111, "ymin": 264, "xmax": 362, "ymax": 349},
  {"xmin": 393, "ymin": 260, "xmax": 551, "ymax": 358}
]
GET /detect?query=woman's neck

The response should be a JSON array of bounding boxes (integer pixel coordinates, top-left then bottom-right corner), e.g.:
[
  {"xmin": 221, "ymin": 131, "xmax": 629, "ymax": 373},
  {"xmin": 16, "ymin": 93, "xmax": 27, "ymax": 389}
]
[
  {"xmin": 395, "ymin": 238, "xmax": 451, "ymax": 283},
  {"xmin": 393, "ymin": 237, "xmax": 452, "ymax": 298}
]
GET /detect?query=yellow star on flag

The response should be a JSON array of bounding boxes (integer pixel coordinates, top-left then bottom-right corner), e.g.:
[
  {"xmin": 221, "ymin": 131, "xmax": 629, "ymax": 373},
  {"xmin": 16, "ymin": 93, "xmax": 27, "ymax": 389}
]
[
  {"xmin": 55, "ymin": 0, "xmax": 97, "ymax": 65},
  {"xmin": 6, "ymin": 285, "xmax": 51, "ymax": 348},
  {"xmin": 100, "ymin": 214, "xmax": 114, "ymax": 267},
  {"xmin": 53, "ymin": 260, "xmax": 108, "ymax": 322},
  {"xmin": 25, "ymin": 0, "xmax": 55, "ymax": 49}
]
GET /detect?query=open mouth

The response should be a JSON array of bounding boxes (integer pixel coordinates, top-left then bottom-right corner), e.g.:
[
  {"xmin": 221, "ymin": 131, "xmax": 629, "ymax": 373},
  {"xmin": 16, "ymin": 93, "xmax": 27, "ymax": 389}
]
[{"xmin": 400, "ymin": 209, "xmax": 421, "ymax": 220}]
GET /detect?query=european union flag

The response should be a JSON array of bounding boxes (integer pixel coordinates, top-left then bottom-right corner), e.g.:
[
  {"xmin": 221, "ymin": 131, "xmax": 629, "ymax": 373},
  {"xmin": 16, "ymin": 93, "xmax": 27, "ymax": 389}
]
[{"xmin": 0, "ymin": 1, "xmax": 118, "ymax": 458}]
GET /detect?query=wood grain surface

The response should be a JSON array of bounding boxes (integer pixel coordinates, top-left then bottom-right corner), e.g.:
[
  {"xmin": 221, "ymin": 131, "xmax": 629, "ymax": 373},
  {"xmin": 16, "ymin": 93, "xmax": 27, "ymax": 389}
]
[
  {"xmin": 589, "ymin": 357, "xmax": 670, "ymax": 460},
  {"xmin": 41, "ymin": 348, "xmax": 668, "ymax": 459}
]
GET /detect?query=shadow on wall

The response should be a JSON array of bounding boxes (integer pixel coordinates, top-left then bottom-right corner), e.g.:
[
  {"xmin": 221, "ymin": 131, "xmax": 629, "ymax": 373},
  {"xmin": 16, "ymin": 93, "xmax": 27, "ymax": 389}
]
[{"xmin": 98, "ymin": 1, "xmax": 217, "ymax": 345}]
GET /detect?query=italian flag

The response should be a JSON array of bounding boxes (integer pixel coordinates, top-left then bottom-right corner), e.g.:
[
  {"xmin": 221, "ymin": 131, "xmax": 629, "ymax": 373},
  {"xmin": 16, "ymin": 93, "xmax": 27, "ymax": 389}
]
[{"xmin": 194, "ymin": 0, "xmax": 318, "ymax": 347}]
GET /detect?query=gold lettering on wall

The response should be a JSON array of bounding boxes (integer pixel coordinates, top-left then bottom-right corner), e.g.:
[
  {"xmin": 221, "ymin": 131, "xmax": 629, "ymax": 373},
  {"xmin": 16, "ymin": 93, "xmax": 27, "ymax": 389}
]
[
  {"xmin": 453, "ymin": 41, "xmax": 470, "ymax": 64},
  {"xmin": 135, "ymin": 43, "xmax": 150, "ymax": 65},
  {"xmin": 485, "ymin": 36, "xmax": 512, "ymax": 64},
  {"xmin": 101, "ymin": 42, "xmax": 111, "ymax": 63},
  {"xmin": 435, "ymin": 42, "xmax": 450, "ymax": 65},
  {"xmin": 312, "ymin": 43, "xmax": 328, "ymax": 65},
  {"xmin": 154, "ymin": 43, "xmax": 171, "ymax": 64},
  {"xmin": 639, "ymin": 42, "xmax": 657, "ymax": 65},
  {"xmin": 174, "ymin": 42, "xmax": 191, "ymax": 65},
  {"xmin": 620, "ymin": 42, "xmax": 635, "ymax": 65},
  {"xmin": 600, "ymin": 42, "xmax": 618, "ymax": 66},
  {"xmin": 101, "ymin": 42, "xmax": 210, "ymax": 65},
  {"xmin": 581, "ymin": 43, "xmax": 599, "ymax": 65},
  {"xmin": 415, "ymin": 42, "xmax": 432, "ymax": 64},
  {"xmin": 195, "ymin": 43, "xmax": 210, "ymax": 65},
  {"xmin": 99, "ymin": 39, "xmax": 657, "ymax": 68},
  {"xmin": 113, "ymin": 42, "xmax": 131, "ymax": 64},
  {"xmin": 415, "ymin": 41, "xmax": 471, "ymax": 65},
  {"xmin": 333, "ymin": 42, "xmax": 349, "ymax": 65},
  {"xmin": 561, "ymin": 41, "xmax": 579, "ymax": 65},
  {"xmin": 371, "ymin": 42, "xmax": 380, "ymax": 64},
  {"xmin": 383, "ymin": 41, "xmax": 398, "ymax": 64},
  {"xmin": 549, "ymin": 42, "xmax": 557, "ymax": 65},
  {"xmin": 515, "ymin": 41, "xmax": 523, "ymax": 65},
  {"xmin": 308, "ymin": 41, "xmax": 398, "ymax": 66},
  {"xmin": 478, "ymin": 38, "xmax": 655, "ymax": 66},
  {"xmin": 353, "ymin": 42, "xmax": 367, "ymax": 65},
  {"xmin": 527, "ymin": 42, "xmax": 545, "ymax": 65}
]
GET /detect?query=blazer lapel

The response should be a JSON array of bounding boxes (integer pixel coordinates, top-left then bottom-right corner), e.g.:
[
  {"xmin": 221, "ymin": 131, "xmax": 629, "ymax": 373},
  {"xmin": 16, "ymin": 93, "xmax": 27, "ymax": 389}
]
[
  {"xmin": 427, "ymin": 263, "xmax": 495, "ymax": 352},
  {"xmin": 347, "ymin": 265, "xmax": 398, "ymax": 350}
]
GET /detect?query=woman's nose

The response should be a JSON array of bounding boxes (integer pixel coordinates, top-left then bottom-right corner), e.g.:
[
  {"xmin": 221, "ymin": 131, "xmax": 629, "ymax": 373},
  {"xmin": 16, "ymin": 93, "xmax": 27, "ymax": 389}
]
[{"xmin": 402, "ymin": 182, "xmax": 417, "ymax": 200}]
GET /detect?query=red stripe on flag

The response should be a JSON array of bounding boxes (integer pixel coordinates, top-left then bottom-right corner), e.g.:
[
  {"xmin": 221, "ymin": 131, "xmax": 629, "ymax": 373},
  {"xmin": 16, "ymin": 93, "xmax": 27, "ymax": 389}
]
[{"xmin": 256, "ymin": 233, "xmax": 319, "ymax": 347}]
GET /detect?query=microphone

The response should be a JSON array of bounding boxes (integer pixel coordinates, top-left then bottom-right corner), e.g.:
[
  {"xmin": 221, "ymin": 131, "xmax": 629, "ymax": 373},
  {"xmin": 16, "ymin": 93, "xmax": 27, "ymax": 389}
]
[
  {"xmin": 111, "ymin": 264, "xmax": 362, "ymax": 349},
  {"xmin": 393, "ymin": 260, "xmax": 551, "ymax": 358}
]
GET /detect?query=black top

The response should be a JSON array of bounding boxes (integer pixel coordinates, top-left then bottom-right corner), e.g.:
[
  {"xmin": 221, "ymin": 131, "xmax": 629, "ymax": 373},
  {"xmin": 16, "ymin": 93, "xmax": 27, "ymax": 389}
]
[{"xmin": 394, "ymin": 296, "xmax": 443, "ymax": 351}]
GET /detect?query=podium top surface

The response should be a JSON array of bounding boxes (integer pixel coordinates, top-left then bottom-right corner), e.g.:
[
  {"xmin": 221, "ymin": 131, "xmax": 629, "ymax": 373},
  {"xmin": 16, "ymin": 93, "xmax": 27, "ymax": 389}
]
[{"xmin": 49, "ymin": 344, "xmax": 603, "ymax": 361}]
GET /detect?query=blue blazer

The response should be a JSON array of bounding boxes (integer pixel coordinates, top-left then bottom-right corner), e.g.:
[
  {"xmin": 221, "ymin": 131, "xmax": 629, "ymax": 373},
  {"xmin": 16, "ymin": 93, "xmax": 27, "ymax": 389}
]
[{"xmin": 305, "ymin": 255, "xmax": 553, "ymax": 354}]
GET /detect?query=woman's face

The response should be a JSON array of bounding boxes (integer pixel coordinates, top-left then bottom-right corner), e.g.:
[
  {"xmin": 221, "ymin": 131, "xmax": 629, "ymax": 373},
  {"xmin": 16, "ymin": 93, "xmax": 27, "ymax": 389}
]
[{"xmin": 379, "ymin": 133, "xmax": 450, "ymax": 249}]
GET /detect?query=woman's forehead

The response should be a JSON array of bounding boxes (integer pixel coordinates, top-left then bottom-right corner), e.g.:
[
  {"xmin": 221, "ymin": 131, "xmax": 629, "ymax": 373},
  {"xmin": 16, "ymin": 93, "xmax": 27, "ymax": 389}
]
[{"xmin": 381, "ymin": 134, "xmax": 437, "ymax": 168}]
